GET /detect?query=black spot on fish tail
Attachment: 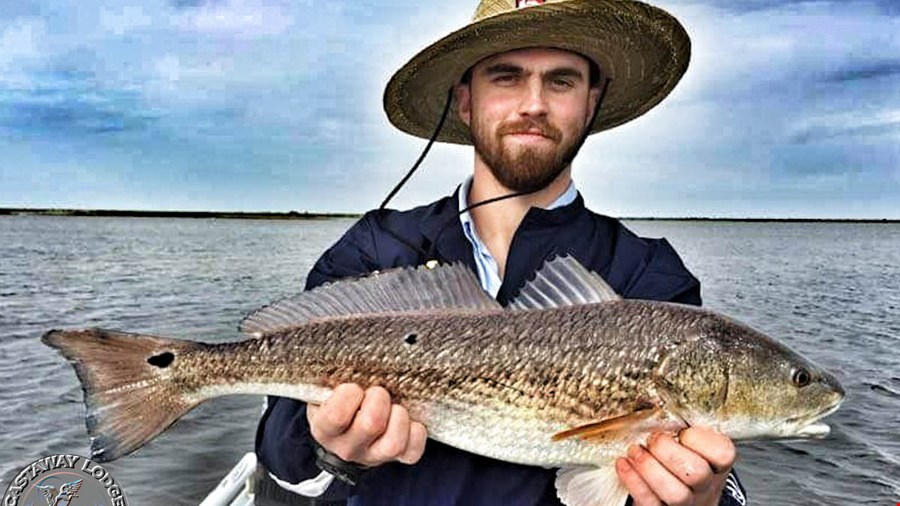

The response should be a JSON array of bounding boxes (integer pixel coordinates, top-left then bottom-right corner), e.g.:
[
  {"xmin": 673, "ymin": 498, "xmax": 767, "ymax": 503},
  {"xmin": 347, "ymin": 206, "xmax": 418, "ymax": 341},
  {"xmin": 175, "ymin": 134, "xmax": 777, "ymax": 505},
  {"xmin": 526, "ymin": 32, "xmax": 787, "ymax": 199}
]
[
  {"xmin": 43, "ymin": 328, "xmax": 205, "ymax": 462},
  {"xmin": 148, "ymin": 352, "xmax": 175, "ymax": 368},
  {"xmin": 404, "ymin": 333, "xmax": 418, "ymax": 345}
]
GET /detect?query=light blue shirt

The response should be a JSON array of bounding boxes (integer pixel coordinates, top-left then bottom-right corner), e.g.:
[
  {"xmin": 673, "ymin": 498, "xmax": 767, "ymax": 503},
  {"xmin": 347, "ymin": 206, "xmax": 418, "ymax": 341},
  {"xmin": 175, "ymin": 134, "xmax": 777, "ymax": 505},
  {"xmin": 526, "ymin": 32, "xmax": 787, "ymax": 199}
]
[{"xmin": 457, "ymin": 177, "xmax": 578, "ymax": 298}]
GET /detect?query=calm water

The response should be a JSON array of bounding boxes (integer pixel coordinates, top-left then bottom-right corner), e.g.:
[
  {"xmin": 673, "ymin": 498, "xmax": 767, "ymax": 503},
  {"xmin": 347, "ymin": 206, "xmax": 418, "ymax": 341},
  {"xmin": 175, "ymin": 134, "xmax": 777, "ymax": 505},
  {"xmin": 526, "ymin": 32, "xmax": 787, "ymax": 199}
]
[{"xmin": 1, "ymin": 216, "xmax": 898, "ymax": 505}]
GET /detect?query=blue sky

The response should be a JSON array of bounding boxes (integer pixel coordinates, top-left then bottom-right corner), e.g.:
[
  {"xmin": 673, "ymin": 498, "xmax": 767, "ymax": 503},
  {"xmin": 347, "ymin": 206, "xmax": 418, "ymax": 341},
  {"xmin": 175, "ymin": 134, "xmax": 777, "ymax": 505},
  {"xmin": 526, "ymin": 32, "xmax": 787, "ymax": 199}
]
[{"xmin": 0, "ymin": 0, "xmax": 897, "ymax": 218}]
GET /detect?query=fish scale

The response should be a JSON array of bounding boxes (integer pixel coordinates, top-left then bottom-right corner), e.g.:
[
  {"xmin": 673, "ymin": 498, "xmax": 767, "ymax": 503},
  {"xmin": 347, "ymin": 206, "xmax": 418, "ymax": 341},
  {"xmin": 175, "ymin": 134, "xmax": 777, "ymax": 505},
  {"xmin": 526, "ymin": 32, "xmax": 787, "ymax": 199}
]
[
  {"xmin": 174, "ymin": 303, "xmax": 709, "ymax": 465},
  {"xmin": 42, "ymin": 256, "xmax": 844, "ymax": 506}
]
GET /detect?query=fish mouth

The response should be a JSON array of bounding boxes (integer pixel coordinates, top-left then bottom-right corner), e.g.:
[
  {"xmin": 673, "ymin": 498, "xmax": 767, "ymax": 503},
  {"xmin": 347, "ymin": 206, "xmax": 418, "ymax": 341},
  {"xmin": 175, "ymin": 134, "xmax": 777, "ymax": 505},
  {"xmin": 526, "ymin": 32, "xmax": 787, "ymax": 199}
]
[
  {"xmin": 794, "ymin": 422, "xmax": 830, "ymax": 439},
  {"xmin": 786, "ymin": 396, "xmax": 844, "ymax": 439}
]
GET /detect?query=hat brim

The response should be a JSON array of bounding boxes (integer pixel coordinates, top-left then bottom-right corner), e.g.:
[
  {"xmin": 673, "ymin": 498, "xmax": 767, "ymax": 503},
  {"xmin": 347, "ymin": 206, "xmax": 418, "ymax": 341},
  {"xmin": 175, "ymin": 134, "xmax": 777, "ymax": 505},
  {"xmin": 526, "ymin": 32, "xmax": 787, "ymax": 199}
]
[{"xmin": 383, "ymin": 0, "xmax": 690, "ymax": 145}]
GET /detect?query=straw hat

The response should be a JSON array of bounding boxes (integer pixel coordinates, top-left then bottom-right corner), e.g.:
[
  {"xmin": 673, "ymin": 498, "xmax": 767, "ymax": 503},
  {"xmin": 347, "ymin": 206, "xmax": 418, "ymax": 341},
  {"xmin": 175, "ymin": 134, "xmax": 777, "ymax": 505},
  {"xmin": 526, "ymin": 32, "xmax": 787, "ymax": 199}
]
[{"xmin": 383, "ymin": 0, "xmax": 690, "ymax": 145}]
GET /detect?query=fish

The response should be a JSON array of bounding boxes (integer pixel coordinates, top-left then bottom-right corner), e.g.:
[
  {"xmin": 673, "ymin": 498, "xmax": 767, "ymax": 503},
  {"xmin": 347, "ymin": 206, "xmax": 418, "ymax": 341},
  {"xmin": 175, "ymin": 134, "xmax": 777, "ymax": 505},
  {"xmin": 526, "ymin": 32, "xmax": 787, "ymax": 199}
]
[{"xmin": 42, "ymin": 256, "xmax": 845, "ymax": 506}]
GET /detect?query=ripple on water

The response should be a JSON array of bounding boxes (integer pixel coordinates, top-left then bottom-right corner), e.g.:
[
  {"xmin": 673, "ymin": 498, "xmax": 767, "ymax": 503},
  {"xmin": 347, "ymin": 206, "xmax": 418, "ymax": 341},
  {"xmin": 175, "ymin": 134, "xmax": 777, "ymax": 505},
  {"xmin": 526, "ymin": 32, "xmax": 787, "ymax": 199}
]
[
  {"xmin": 865, "ymin": 382, "xmax": 900, "ymax": 399},
  {"xmin": 3, "ymin": 217, "xmax": 899, "ymax": 504}
]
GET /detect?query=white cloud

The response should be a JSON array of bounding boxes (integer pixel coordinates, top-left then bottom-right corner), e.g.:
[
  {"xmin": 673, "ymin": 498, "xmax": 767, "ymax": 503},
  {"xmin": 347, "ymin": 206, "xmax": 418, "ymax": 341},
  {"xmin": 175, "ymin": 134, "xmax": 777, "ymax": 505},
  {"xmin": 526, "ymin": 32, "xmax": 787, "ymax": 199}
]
[
  {"xmin": 0, "ymin": 18, "xmax": 45, "ymax": 68},
  {"xmin": 171, "ymin": 0, "xmax": 295, "ymax": 38},
  {"xmin": 663, "ymin": 1, "xmax": 900, "ymax": 102},
  {"xmin": 153, "ymin": 53, "xmax": 234, "ymax": 84},
  {"xmin": 100, "ymin": 6, "xmax": 154, "ymax": 36},
  {"xmin": 792, "ymin": 108, "xmax": 900, "ymax": 134},
  {"xmin": 2, "ymin": 0, "xmax": 896, "ymax": 217},
  {"xmin": 154, "ymin": 54, "xmax": 182, "ymax": 83}
]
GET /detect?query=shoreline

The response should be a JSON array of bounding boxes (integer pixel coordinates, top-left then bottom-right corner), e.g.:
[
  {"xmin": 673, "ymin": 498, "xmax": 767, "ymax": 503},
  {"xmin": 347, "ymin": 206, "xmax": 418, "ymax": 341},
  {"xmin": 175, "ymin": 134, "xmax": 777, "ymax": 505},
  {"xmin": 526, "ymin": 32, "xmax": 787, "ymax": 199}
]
[
  {"xmin": 1, "ymin": 208, "xmax": 897, "ymax": 223},
  {"xmin": 0, "ymin": 208, "xmax": 359, "ymax": 220}
]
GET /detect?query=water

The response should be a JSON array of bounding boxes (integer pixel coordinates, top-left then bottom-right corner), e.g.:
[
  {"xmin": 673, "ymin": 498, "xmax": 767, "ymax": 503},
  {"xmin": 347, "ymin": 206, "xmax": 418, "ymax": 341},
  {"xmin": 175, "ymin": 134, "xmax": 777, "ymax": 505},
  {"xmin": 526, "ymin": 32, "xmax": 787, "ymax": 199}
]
[{"xmin": 1, "ymin": 216, "xmax": 898, "ymax": 505}]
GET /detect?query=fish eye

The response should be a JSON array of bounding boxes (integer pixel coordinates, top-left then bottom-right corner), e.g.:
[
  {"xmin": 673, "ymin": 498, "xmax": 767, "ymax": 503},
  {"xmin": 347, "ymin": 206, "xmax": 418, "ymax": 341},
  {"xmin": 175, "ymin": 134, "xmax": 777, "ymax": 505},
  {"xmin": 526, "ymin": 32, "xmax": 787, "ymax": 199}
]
[{"xmin": 792, "ymin": 368, "xmax": 811, "ymax": 388}]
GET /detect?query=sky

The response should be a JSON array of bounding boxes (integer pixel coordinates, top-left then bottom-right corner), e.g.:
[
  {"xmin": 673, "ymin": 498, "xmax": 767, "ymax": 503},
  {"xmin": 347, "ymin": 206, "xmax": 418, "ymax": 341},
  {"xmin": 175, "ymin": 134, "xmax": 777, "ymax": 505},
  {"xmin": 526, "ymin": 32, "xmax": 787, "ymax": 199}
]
[{"xmin": 0, "ymin": 0, "xmax": 897, "ymax": 218}]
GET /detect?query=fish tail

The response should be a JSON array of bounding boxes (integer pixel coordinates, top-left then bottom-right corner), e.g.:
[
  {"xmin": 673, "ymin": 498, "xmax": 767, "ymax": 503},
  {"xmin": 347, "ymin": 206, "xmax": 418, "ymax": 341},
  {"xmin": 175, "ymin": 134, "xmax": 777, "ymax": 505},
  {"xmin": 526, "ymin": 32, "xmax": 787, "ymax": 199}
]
[{"xmin": 42, "ymin": 328, "xmax": 207, "ymax": 462}]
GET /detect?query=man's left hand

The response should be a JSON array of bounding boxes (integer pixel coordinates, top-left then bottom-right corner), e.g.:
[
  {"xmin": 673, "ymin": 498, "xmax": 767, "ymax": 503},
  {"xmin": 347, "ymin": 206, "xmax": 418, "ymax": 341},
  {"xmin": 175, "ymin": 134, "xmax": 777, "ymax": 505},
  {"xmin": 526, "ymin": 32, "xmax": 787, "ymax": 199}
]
[{"xmin": 615, "ymin": 427, "xmax": 737, "ymax": 506}]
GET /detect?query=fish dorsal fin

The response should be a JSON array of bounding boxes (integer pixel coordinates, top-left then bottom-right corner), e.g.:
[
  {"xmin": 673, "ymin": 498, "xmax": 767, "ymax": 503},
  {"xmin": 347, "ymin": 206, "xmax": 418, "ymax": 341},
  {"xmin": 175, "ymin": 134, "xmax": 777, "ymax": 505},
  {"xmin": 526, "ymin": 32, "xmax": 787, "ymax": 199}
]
[
  {"xmin": 240, "ymin": 262, "xmax": 501, "ymax": 336},
  {"xmin": 509, "ymin": 255, "xmax": 621, "ymax": 310}
]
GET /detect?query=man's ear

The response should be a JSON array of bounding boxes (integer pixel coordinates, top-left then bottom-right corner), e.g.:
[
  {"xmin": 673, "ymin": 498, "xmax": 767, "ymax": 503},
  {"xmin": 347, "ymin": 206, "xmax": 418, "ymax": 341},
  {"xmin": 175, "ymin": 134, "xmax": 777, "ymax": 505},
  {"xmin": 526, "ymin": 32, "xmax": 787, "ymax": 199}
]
[{"xmin": 455, "ymin": 82, "xmax": 472, "ymax": 127}]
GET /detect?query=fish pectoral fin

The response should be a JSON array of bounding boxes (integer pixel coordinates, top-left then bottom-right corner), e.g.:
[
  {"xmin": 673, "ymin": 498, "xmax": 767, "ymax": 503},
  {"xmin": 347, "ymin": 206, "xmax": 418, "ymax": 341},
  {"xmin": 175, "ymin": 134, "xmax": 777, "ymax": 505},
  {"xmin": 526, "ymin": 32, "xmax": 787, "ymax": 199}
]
[
  {"xmin": 556, "ymin": 465, "xmax": 629, "ymax": 506},
  {"xmin": 552, "ymin": 408, "xmax": 659, "ymax": 443}
]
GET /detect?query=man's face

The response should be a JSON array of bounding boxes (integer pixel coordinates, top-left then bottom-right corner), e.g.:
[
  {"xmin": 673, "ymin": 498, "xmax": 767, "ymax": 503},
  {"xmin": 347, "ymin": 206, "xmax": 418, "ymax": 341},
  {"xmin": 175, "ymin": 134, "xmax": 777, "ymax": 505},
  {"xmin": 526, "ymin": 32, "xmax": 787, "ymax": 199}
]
[{"xmin": 456, "ymin": 48, "xmax": 600, "ymax": 193}]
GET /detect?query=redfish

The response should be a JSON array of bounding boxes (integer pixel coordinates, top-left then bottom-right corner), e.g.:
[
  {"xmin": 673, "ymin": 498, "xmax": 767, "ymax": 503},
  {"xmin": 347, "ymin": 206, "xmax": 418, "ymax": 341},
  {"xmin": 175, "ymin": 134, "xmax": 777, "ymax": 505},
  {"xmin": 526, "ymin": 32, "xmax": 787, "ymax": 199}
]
[{"xmin": 43, "ymin": 256, "xmax": 844, "ymax": 506}]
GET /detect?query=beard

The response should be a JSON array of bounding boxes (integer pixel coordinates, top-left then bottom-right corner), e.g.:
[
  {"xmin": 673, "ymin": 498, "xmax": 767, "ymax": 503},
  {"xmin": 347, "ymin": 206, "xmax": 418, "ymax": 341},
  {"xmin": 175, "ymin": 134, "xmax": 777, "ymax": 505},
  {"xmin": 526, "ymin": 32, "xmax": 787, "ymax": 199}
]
[{"xmin": 470, "ymin": 116, "xmax": 587, "ymax": 194}]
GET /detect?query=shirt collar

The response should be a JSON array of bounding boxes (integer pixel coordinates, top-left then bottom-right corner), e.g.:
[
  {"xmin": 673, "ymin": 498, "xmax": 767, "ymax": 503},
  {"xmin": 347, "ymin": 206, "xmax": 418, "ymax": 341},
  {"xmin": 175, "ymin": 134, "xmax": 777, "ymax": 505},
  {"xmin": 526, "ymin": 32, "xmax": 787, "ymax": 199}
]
[
  {"xmin": 415, "ymin": 181, "xmax": 585, "ymax": 265},
  {"xmin": 456, "ymin": 177, "xmax": 579, "ymax": 296},
  {"xmin": 457, "ymin": 176, "xmax": 578, "ymax": 227}
]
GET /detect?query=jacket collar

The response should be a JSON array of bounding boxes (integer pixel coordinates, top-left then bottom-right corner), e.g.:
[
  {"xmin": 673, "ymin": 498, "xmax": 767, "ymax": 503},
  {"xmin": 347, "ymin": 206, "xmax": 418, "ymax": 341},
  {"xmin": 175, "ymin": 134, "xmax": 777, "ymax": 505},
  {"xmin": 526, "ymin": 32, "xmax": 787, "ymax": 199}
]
[
  {"xmin": 418, "ymin": 186, "xmax": 587, "ymax": 265},
  {"xmin": 417, "ymin": 187, "xmax": 472, "ymax": 267}
]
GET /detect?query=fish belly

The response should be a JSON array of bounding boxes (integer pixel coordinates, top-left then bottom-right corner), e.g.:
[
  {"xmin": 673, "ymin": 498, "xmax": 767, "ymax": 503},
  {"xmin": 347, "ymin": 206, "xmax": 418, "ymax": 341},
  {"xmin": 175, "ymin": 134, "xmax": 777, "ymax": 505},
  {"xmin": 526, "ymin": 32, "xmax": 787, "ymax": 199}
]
[{"xmin": 408, "ymin": 397, "xmax": 627, "ymax": 468}]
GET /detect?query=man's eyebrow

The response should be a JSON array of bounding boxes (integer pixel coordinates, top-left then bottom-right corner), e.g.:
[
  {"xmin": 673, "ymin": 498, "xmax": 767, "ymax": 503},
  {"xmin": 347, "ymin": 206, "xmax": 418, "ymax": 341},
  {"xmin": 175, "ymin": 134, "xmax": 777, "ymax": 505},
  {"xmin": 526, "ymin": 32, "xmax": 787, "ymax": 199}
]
[
  {"xmin": 482, "ymin": 63, "xmax": 585, "ymax": 81},
  {"xmin": 545, "ymin": 67, "xmax": 585, "ymax": 81},
  {"xmin": 484, "ymin": 63, "xmax": 524, "ymax": 75}
]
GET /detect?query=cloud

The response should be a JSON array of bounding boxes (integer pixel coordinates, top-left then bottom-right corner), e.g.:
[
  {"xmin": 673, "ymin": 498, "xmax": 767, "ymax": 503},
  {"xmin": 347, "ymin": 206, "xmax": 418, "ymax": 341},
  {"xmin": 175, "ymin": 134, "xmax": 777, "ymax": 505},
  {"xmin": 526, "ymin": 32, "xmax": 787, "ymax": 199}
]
[
  {"xmin": 0, "ymin": 1, "xmax": 42, "ymax": 19},
  {"xmin": 171, "ymin": 0, "xmax": 295, "ymax": 38},
  {"xmin": 99, "ymin": 6, "xmax": 154, "ymax": 36},
  {"xmin": 0, "ymin": 0, "xmax": 896, "ymax": 217},
  {"xmin": 675, "ymin": 0, "xmax": 899, "ymax": 16},
  {"xmin": 0, "ymin": 69, "xmax": 155, "ymax": 137},
  {"xmin": 0, "ymin": 0, "xmax": 41, "ymax": 20},
  {"xmin": 5, "ymin": 100, "xmax": 147, "ymax": 135},
  {"xmin": 169, "ymin": 0, "xmax": 224, "ymax": 9},
  {"xmin": 821, "ymin": 61, "xmax": 900, "ymax": 83},
  {"xmin": 0, "ymin": 18, "xmax": 46, "ymax": 68},
  {"xmin": 667, "ymin": 0, "xmax": 900, "ymax": 103},
  {"xmin": 790, "ymin": 120, "xmax": 900, "ymax": 144},
  {"xmin": 151, "ymin": 54, "xmax": 235, "ymax": 86}
]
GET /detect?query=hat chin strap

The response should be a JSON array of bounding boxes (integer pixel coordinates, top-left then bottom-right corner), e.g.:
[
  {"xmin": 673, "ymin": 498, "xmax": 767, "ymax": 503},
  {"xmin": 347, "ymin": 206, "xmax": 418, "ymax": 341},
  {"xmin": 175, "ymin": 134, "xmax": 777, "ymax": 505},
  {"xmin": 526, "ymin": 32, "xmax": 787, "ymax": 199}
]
[
  {"xmin": 379, "ymin": 87, "xmax": 455, "ymax": 211},
  {"xmin": 376, "ymin": 77, "xmax": 612, "ymax": 263}
]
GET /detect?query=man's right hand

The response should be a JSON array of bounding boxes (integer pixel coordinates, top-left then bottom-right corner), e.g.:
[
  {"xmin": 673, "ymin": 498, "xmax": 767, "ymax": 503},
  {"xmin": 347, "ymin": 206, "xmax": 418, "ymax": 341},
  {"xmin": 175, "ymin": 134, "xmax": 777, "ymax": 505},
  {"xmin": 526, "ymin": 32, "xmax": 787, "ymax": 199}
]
[{"xmin": 307, "ymin": 383, "xmax": 428, "ymax": 467}]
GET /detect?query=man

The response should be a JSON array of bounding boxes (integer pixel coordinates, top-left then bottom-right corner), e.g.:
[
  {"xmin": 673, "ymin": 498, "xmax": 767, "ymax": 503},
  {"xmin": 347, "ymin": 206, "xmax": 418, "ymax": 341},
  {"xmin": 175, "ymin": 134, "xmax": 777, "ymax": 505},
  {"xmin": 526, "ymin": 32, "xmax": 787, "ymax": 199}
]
[{"xmin": 256, "ymin": 1, "xmax": 748, "ymax": 505}]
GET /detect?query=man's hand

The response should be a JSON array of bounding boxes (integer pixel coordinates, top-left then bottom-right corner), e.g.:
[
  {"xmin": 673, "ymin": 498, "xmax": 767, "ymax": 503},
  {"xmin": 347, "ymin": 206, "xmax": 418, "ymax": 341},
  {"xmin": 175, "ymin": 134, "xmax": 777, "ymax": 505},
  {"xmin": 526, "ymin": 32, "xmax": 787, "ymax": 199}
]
[
  {"xmin": 307, "ymin": 384, "xmax": 428, "ymax": 467},
  {"xmin": 615, "ymin": 427, "xmax": 737, "ymax": 506}
]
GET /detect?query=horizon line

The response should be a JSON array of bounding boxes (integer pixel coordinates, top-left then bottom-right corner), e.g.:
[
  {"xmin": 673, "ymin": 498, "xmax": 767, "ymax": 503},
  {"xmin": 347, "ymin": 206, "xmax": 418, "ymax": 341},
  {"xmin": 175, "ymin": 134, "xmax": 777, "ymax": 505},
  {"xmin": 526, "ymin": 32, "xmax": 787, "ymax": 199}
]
[{"xmin": 2, "ymin": 207, "xmax": 898, "ymax": 223}]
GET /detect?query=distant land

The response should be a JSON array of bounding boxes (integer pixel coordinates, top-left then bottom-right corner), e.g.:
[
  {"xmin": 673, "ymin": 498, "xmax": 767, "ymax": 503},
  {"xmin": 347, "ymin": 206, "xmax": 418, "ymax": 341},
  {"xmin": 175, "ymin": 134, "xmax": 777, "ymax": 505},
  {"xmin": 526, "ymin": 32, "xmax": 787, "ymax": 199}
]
[
  {"xmin": 0, "ymin": 208, "xmax": 359, "ymax": 220},
  {"xmin": 1, "ymin": 208, "xmax": 898, "ymax": 223}
]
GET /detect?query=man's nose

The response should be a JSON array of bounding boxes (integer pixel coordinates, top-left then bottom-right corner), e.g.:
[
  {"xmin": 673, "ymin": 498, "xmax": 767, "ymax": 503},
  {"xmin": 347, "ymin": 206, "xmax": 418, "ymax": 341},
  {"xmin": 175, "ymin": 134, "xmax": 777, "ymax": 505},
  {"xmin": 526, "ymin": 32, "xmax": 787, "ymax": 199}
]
[{"xmin": 517, "ymin": 78, "xmax": 548, "ymax": 117}]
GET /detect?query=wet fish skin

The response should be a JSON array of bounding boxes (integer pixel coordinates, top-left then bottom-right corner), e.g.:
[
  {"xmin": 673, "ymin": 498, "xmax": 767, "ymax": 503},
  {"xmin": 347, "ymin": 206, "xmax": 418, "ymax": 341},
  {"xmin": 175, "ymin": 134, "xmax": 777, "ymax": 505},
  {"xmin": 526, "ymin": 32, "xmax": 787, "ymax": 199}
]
[
  {"xmin": 41, "ymin": 258, "xmax": 845, "ymax": 506},
  {"xmin": 44, "ymin": 300, "xmax": 841, "ymax": 465}
]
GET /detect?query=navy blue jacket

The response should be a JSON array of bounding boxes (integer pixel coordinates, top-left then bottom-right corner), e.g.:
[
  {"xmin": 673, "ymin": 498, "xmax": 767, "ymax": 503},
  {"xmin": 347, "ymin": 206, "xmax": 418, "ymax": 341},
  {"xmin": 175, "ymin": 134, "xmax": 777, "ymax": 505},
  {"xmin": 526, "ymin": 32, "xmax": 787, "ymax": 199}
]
[{"xmin": 255, "ymin": 191, "xmax": 747, "ymax": 505}]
